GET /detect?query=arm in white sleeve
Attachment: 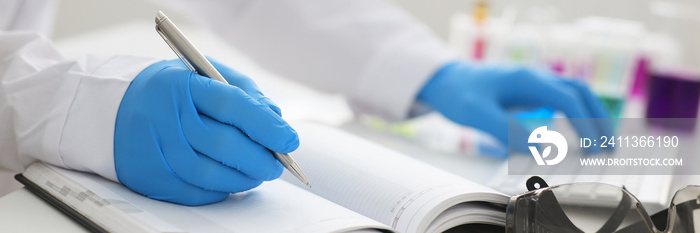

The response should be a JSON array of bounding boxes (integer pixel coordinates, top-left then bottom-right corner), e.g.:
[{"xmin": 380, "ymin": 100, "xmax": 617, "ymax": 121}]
[
  {"xmin": 0, "ymin": 31, "xmax": 159, "ymax": 180},
  {"xmin": 173, "ymin": 0, "xmax": 458, "ymax": 120}
]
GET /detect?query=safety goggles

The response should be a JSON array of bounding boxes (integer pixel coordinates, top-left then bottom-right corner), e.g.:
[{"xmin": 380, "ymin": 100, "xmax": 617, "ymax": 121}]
[{"xmin": 506, "ymin": 176, "xmax": 700, "ymax": 233}]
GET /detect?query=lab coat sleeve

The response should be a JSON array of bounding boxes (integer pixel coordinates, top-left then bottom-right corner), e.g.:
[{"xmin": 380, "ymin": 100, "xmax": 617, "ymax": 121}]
[
  {"xmin": 0, "ymin": 31, "xmax": 160, "ymax": 181},
  {"xmin": 173, "ymin": 0, "xmax": 458, "ymax": 121}
]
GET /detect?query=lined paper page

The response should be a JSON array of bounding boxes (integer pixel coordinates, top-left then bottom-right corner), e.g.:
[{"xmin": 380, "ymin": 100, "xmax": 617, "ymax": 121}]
[
  {"xmin": 282, "ymin": 122, "xmax": 508, "ymax": 233},
  {"xmin": 47, "ymin": 165, "xmax": 394, "ymax": 233}
]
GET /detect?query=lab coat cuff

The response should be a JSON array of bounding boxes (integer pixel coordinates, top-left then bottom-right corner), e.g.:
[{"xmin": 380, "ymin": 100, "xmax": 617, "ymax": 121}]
[
  {"xmin": 58, "ymin": 55, "xmax": 161, "ymax": 182},
  {"xmin": 352, "ymin": 38, "xmax": 459, "ymax": 121}
]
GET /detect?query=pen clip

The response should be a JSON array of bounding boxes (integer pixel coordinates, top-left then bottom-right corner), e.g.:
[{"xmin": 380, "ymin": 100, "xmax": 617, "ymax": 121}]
[{"xmin": 155, "ymin": 25, "xmax": 197, "ymax": 73}]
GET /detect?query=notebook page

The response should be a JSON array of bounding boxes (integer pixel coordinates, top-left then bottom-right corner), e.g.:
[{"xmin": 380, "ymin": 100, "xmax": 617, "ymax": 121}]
[
  {"xmin": 47, "ymin": 165, "xmax": 395, "ymax": 233},
  {"xmin": 281, "ymin": 122, "xmax": 509, "ymax": 233}
]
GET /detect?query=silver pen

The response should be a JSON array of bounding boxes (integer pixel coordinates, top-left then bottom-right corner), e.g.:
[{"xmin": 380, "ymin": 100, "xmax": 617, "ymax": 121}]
[{"xmin": 155, "ymin": 11, "xmax": 311, "ymax": 187}]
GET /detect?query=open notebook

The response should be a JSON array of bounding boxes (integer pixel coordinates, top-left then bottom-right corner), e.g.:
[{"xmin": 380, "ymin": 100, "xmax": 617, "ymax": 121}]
[{"xmin": 16, "ymin": 122, "xmax": 509, "ymax": 233}]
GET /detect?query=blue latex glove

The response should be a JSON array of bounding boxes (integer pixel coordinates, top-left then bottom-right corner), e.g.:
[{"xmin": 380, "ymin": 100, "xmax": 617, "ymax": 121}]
[
  {"xmin": 417, "ymin": 62, "xmax": 612, "ymax": 155},
  {"xmin": 114, "ymin": 59, "xmax": 298, "ymax": 206}
]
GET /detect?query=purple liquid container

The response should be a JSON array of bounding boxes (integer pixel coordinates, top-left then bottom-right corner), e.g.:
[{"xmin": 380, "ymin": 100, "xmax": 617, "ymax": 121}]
[{"xmin": 646, "ymin": 69, "xmax": 700, "ymax": 130}]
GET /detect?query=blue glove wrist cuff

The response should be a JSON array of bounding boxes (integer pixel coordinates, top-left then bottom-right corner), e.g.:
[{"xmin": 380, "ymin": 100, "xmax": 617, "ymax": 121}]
[{"xmin": 417, "ymin": 61, "xmax": 469, "ymax": 108}]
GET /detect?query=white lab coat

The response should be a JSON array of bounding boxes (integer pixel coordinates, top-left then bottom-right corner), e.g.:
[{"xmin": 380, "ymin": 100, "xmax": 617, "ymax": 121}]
[{"xmin": 0, "ymin": 0, "xmax": 456, "ymax": 191}]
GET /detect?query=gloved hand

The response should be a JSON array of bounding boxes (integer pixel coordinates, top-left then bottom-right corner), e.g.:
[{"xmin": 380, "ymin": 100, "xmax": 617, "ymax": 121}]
[
  {"xmin": 417, "ymin": 62, "xmax": 612, "ymax": 155},
  {"xmin": 115, "ymin": 59, "xmax": 298, "ymax": 206}
]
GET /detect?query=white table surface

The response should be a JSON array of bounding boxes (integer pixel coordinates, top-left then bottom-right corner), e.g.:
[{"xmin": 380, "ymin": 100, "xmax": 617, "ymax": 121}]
[{"xmin": 0, "ymin": 188, "xmax": 88, "ymax": 232}]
